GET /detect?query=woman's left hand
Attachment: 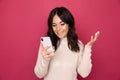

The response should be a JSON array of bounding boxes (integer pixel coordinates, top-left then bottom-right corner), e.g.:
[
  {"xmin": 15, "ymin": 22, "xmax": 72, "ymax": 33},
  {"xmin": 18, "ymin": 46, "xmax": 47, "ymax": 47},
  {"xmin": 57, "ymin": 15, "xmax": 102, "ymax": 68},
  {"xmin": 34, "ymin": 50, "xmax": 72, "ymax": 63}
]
[{"xmin": 86, "ymin": 31, "xmax": 100, "ymax": 46}]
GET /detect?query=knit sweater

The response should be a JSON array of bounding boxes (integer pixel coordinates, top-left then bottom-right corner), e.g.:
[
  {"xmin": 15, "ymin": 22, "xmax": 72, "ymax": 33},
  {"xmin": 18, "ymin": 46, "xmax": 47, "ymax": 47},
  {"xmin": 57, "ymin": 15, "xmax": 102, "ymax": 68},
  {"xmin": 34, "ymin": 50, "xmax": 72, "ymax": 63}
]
[{"xmin": 34, "ymin": 37, "xmax": 92, "ymax": 80}]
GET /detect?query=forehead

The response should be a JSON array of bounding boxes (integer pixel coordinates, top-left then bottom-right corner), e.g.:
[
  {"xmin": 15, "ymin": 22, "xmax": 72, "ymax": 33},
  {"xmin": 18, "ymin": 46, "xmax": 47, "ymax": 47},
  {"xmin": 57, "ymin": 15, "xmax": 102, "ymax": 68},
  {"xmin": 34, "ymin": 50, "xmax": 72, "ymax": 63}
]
[{"xmin": 52, "ymin": 15, "xmax": 63, "ymax": 23}]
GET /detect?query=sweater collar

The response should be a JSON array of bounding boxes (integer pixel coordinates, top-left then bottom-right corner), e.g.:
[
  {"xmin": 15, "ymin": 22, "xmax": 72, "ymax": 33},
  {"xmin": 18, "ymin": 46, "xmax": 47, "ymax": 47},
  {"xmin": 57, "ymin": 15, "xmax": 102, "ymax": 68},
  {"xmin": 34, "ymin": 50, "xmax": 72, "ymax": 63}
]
[{"xmin": 60, "ymin": 37, "xmax": 67, "ymax": 41}]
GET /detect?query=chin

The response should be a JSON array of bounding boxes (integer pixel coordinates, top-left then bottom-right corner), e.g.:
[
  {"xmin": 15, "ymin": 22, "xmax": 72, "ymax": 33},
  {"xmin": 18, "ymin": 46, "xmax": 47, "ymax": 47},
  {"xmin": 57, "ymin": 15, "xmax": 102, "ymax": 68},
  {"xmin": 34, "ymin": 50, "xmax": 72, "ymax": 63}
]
[{"xmin": 58, "ymin": 36, "xmax": 66, "ymax": 39}]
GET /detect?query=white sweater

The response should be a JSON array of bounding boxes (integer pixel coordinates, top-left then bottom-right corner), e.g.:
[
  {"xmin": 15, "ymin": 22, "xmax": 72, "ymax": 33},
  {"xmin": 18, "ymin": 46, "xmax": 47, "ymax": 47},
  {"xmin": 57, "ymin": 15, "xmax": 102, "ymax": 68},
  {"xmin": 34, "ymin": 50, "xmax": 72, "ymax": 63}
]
[{"xmin": 34, "ymin": 38, "xmax": 92, "ymax": 80}]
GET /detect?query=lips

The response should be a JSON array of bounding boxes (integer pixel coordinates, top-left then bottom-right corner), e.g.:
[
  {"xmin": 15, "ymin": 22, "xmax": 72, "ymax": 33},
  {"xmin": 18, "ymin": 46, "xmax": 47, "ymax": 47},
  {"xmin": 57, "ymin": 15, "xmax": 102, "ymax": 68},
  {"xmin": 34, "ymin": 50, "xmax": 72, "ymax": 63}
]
[
  {"xmin": 55, "ymin": 31, "xmax": 65, "ymax": 38},
  {"xmin": 56, "ymin": 31, "xmax": 64, "ymax": 36}
]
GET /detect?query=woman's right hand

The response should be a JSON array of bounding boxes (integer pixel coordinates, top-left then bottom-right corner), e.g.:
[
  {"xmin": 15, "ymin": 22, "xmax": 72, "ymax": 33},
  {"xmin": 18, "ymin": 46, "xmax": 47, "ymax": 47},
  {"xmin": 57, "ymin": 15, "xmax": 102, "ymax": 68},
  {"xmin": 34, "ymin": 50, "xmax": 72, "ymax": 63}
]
[{"xmin": 41, "ymin": 44, "xmax": 54, "ymax": 59}]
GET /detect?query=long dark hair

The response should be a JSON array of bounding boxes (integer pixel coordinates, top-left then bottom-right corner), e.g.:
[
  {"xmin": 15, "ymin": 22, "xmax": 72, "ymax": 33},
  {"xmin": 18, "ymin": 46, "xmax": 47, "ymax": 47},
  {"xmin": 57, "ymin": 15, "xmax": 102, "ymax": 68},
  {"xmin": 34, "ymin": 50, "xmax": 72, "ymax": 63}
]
[{"xmin": 47, "ymin": 7, "xmax": 80, "ymax": 52}]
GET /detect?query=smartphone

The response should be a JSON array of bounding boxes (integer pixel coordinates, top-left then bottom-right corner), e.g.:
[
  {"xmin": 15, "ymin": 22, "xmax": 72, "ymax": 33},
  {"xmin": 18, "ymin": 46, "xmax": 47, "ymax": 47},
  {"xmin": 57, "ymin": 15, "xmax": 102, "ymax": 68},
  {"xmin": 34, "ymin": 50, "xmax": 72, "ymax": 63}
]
[{"xmin": 40, "ymin": 37, "xmax": 53, "ymax": 51}]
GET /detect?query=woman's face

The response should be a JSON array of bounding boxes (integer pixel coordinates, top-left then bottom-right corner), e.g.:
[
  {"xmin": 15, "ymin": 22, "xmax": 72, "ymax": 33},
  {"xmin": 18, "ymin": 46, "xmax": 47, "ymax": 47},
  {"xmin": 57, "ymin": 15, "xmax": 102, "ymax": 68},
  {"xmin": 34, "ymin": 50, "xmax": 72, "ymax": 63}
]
[{"xmin": 52, "ymin": 14, "xmax": 69, "ymax": 39}]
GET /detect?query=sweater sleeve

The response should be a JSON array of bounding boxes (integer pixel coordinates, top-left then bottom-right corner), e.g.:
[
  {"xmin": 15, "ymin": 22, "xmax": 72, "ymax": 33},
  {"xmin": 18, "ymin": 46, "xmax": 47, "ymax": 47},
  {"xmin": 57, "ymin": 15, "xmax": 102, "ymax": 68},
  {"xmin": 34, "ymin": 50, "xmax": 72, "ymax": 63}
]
[
  {"xmin": 34, "ymin": 44, "xmax": 51, "ymax": 78},
  {"xmin": 77, "ymin": 41, "xmax": 92, "ymax": 78}
]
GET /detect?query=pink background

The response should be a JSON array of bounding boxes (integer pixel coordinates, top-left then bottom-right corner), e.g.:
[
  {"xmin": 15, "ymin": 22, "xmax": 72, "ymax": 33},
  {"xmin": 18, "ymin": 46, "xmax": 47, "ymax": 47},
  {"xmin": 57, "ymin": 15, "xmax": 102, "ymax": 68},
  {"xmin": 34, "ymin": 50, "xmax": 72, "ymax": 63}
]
[{"xmin": 0, "ymin": 0, "xmax": 120, "ymax": 80}]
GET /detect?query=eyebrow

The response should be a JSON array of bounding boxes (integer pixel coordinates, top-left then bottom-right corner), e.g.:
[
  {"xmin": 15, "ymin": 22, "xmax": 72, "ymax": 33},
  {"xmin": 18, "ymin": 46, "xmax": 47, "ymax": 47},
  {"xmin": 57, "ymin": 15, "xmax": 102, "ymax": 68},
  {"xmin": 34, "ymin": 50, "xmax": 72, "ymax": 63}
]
[{"xmin": 52, "ymin": 21, "xmax": 64, "ymax": 24}]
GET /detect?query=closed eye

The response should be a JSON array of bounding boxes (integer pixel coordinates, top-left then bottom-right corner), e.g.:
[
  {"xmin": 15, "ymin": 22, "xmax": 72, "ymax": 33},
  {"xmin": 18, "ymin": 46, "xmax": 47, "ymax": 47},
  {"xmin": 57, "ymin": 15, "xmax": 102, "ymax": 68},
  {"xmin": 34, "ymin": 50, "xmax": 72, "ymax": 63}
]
[
  {"xmin": 61, "ymin": 23, "xmax": 65, "ymax": 26},
  {"xmin": 60, "ymin": 22, "xmax": 66, "ymax": 26},
  {"xmin": 52, "ymin": 24, "xmax": 57, "ymax": 27}
]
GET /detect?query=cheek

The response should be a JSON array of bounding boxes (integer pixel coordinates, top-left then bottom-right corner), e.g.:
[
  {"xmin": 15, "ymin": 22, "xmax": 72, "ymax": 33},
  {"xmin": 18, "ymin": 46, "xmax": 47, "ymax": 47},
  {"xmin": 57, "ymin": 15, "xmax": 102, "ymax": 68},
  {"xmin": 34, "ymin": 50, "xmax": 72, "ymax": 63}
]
[
  {"xmin": 52, "ymin": 27, "xmax": 56, "ymax": 33},
  {"xmin": 63, "ymin": 26, "xmax": 69, "ymax": 33}
]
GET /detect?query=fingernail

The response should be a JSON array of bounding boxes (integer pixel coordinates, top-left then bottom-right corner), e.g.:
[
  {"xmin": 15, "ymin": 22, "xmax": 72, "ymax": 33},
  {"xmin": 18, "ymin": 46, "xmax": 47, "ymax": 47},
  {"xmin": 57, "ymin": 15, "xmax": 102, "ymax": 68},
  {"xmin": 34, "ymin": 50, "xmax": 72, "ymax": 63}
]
[{"xmin": 97, "ymin": 31, "xmax": 100, "ymax": 34}]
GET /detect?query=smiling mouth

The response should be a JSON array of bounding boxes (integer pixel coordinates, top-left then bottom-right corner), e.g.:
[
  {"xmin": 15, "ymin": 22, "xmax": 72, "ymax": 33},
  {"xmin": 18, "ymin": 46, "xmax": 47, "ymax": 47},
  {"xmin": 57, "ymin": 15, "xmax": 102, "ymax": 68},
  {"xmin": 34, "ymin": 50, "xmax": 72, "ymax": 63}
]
[{"xmin": 56, "ymin": 31, "xmax": 63, "ymax": 35}]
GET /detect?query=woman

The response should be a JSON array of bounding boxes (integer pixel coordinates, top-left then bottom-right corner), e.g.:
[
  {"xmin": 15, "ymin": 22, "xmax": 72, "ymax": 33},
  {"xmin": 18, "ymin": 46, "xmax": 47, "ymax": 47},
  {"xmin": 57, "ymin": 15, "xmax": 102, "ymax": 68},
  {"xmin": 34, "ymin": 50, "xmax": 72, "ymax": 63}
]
[{"xmin": 34, "ymin": 7, "xmax": 100, "ymax": 80}]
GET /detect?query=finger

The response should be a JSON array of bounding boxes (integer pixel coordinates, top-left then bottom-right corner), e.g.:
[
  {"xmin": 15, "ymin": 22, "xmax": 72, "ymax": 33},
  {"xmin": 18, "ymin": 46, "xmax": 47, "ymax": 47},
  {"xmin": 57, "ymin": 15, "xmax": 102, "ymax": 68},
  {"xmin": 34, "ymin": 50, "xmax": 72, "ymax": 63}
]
[
  {"xmin": 95, "ymin": 31, "xmax": 100, "ymax": 37},
  {"xmin": 44, "ymin": 52, "xmax": 54, "ymax": 58},
  {"xmin": 91, "ymin": 35, "xmax": 93, "ymax": 41},
  {"xmin": 44, "ymin": 46, "xmax": 51, "ymax": 50},
  {"xmin": 42, "ymin": 45, "xmax": 50, "ymax": 52},
  {"xmin": 43, "ymin": 50, "xmax": 53, "ymax": 55},
  {"xmin": 48, "ymin": 50, "xmax": 55, "ymax": 55},
  {"xmin": 42, "ymin": 51, "xmax": 50, "ymax": 57},
  {"xmin": 44, "ymin": 55, "xmax": 51, "ymax": 58},
  {"xmin": 94, "ymin": 31, "xmax": 100, "ymax": 40}
]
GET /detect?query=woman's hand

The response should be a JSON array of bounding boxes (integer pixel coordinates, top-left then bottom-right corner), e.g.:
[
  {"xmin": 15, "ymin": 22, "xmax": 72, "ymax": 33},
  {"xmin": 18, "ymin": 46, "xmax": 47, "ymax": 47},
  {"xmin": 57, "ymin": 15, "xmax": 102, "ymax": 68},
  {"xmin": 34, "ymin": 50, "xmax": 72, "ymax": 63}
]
[
  {"xmin": 86, "ymin": 31, "xmax": 100, "ymax": 46},
  {"xmin": 41, "ymin": 44, "xmax": 54, "ymax": 59}
]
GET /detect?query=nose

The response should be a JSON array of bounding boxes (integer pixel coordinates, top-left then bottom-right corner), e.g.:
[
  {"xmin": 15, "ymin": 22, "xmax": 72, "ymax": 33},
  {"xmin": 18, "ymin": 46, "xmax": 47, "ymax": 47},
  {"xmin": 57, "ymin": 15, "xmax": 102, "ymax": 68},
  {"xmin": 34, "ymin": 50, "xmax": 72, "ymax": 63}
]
[{"xmin": 56, "ymin": 25, "xmax": 60, "ymax": 31}]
